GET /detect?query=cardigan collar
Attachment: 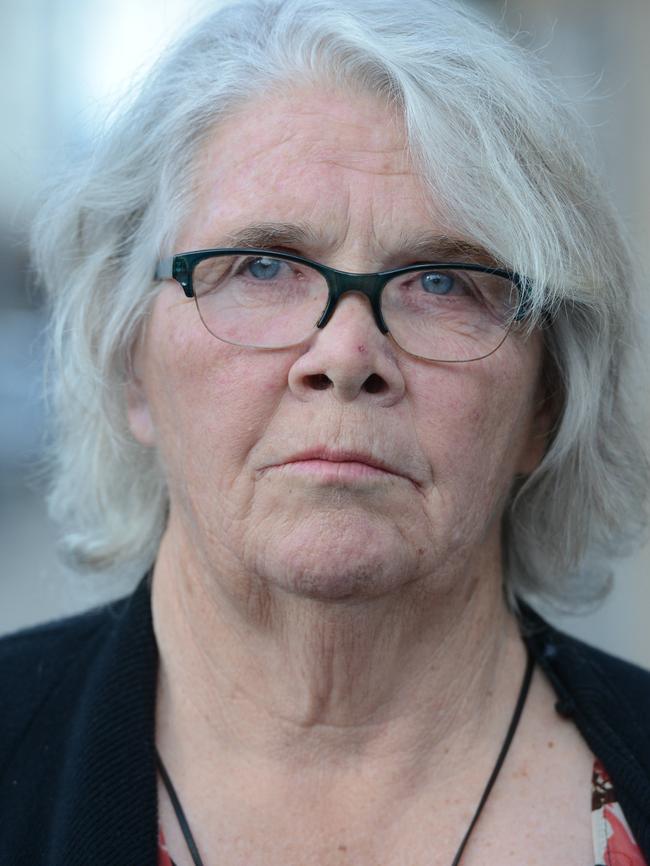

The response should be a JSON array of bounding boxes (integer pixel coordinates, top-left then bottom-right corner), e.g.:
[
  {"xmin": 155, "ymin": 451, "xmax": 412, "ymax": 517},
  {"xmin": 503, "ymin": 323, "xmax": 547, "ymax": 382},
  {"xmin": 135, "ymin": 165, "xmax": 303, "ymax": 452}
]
[{"xmin": 54, "ymin": 572, "xmax": 159, "ymax": 865}]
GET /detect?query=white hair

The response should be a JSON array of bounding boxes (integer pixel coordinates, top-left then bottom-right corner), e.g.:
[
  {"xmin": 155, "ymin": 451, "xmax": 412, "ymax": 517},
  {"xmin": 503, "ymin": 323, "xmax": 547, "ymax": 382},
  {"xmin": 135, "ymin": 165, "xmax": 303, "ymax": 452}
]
[{"xmin": 32, "ymin": 0, "xmax": 649, "ymax": 608}]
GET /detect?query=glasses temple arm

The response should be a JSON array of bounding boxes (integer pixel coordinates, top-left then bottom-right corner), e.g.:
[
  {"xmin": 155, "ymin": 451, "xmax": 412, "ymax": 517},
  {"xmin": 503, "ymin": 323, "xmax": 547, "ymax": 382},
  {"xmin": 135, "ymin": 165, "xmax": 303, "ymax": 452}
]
[{"xmin": 154, "ymin": 257, "xmax": 174, "ymax": 280}]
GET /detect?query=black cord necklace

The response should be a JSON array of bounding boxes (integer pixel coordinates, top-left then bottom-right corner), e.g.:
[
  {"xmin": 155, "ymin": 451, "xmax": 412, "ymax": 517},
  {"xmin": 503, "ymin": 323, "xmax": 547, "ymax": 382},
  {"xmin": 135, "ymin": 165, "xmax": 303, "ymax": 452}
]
[{"xmin": 157, "ymin": 644, "xmax": 534, "ymax": 866}]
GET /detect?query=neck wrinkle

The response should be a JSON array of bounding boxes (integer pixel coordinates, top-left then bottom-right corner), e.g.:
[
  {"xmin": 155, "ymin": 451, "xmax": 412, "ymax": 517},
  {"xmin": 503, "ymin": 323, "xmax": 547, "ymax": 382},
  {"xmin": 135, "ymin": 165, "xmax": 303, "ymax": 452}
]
[{"xmin": 152, "ymin": 527, "xmax": 525, "ymax": 803}]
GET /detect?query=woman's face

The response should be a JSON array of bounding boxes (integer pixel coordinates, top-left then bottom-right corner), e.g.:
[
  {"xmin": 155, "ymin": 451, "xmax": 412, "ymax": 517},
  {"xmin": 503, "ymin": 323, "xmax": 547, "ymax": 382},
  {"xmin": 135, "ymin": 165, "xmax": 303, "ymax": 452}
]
[{"xmin": 128, "ymin": 86, "xmax": 549, "ymax": 602}]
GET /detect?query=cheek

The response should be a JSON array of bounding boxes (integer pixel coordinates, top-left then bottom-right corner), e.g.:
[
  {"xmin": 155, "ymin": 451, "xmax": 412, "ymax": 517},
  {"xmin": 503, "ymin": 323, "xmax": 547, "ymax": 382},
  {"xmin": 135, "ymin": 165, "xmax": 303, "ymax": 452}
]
[
  {"xmin": 141, "ymin": 301, "xmax": 290, "ymax": 491},
  {"xmin": 411, "ymin": 360, "xmax": 538, "ymax": 505}
]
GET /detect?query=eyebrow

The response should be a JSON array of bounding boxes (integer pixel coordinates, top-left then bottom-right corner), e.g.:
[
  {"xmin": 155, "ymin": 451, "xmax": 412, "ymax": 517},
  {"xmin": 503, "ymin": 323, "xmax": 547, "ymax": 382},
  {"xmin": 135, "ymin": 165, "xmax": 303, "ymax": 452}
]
[
  {"xmin": 221, "ymin": 222, "xmax": 320, "ymax": 251},
  {"xmin": 216, "ymin": 222, "xmax": 498, "ymax": 266}
]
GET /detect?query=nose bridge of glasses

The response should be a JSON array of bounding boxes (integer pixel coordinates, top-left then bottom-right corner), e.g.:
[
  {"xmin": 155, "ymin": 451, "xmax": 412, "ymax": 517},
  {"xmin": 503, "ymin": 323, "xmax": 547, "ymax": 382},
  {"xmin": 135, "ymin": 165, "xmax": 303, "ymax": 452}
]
[{"xmin": 316, "ymin": 270, "xmax": 389, "ymax": 334}]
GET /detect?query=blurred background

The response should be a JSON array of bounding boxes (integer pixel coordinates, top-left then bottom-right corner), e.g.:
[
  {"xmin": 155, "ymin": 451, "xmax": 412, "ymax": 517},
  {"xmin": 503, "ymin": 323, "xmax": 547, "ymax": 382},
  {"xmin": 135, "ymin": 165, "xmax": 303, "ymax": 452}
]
[{"xmin": 1, "ymin": 0, "xmax": 649, "ymax": 659}]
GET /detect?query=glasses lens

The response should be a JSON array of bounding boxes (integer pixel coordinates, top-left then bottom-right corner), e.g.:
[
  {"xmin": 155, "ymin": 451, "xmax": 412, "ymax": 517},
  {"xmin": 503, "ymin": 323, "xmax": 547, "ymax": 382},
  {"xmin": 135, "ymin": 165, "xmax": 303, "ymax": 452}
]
[
  {"xmin": 192, "ymin": 254, "xmax": 328, "ymax": 348},
  {"xmin": 382, "ymin": 267, "xmax": 518, "ymax": 361}
]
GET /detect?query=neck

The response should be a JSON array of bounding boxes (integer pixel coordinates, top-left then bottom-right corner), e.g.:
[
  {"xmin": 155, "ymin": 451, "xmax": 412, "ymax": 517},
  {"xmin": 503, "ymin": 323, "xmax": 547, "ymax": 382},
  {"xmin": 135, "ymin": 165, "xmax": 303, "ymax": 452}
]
[{"xmin": 152, "ymin": 522, "xmax": 527, "ymax": 805}]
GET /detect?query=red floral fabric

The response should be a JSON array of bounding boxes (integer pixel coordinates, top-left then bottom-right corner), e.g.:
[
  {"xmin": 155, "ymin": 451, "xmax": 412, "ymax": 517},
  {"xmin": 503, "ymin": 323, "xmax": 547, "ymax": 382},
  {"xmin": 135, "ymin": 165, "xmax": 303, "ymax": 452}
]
[
  {"xmin": 158, "ymin": 825, "xmax": 175, "ymax": 866},
  {"xmin": 592, "ymin": 759, "xmax": 647, "ymax": 865},
  {"xmin": 157, "ymin": 759, "xmax": 647, "ymax": 865}
]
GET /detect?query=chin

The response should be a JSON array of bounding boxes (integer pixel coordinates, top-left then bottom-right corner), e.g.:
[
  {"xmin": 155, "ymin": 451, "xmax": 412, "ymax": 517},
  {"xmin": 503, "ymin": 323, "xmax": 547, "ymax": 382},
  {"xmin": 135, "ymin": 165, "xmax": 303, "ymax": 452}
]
[
  {"xmin": 256, "ymin": 523, "xmax": 417, "ymax": 602},
  {"xmin": 279, "ymin": 566, "xmax": 391, "ymax": 602}
]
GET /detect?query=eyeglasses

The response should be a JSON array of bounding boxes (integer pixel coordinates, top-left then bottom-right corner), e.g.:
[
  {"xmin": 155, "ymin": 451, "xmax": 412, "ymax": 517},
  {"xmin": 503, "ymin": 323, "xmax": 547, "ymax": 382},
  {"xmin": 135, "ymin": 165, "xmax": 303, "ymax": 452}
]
[{"xmin": 154, "ymin": 248, "xmax": 531, "ymax": 363}]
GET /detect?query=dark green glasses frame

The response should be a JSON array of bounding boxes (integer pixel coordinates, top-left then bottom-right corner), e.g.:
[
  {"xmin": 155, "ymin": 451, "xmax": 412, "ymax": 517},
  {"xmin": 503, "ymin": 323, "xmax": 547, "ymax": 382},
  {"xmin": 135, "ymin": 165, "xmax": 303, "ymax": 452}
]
[{"xmin": 154, "ymin": 247, "xmax": 531, "ymax": 342}]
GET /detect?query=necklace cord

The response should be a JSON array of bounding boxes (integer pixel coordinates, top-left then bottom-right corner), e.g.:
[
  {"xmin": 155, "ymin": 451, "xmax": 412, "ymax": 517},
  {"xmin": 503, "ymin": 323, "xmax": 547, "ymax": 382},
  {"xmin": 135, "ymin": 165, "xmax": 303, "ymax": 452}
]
[
  {"xmin": 157, "ymin": 751, "xmax": 206, "ymax": 866},
  {"xmin": 450, "ymin": 642, "xmax": 535, "ymax": 866},
  {"xmin": 157, "ymin": 644, "xmax": 534, "ymax": 866}
]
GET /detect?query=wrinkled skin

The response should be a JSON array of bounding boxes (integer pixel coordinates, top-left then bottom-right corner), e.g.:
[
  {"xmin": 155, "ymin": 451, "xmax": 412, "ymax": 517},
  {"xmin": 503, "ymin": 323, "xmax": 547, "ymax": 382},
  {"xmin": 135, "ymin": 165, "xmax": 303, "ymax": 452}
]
[
  {"xmin": 128, "ymin": 87, "xmax": 548, "ymax": 610},
  {"xmin": 124, "ymin": 87, "xmax": 594, "ymax": 866}
]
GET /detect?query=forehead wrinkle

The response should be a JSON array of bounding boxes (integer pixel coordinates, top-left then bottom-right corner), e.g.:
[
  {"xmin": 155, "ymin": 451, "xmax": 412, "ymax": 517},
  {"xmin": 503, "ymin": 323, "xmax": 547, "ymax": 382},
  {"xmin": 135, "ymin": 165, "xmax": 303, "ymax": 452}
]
[
  {"xmin": 308, "ymin": 131, "xmax": 412, "ymax": 177},
  {"xmin": 319, "ymin": 156, "xmax": 412, "ymax": 178},
  {"xmin": 191, "ymin": 94, "xmax": 489, "ymax": 267},
  {"xmin": 286, "ymin": 113, "xmax": 410, "ymax": 175},
  {"xmin": 212, "ymin": 119, "xmax": 406, "ymax": 180},
  {"xmin": 282, "ymin": 94, "xmax": 398, "ymax": 126},
  {"xmin": 216, "ymin": 130, "xmax": 299, "ymax": 175}
]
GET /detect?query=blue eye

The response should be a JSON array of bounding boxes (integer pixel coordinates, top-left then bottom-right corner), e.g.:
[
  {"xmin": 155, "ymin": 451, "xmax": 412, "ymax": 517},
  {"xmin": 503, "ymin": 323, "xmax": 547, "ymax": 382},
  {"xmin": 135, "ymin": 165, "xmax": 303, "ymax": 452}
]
[
  {"xmin": 247, "ymin": 257, "xmax": 283, "ymax": 279},
  {"xmin": 420, "ymin": 272, "xmax": 455, "ymax": 295}
]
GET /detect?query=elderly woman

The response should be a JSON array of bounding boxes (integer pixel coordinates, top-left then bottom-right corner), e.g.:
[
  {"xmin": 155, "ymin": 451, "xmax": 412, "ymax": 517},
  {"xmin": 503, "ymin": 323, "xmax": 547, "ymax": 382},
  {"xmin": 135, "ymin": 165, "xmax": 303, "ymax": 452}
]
[{"xmin": 2, "ymin": 0, "xmax": 650, "ymax": 863}]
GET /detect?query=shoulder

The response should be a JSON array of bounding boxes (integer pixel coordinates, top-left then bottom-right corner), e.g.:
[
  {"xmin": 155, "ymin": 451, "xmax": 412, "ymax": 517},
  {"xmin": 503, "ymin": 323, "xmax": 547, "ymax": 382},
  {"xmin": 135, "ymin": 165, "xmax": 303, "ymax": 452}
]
[
  {"xmin": 0, "ymin": 594, "xmax": 131, "ymax": 770},
  {"xmin": 554, "ymin": 628, "xmax": 650, "ymax": 704},
  {"xmin": 519, "ymin": 602, "xmax": 650, "ymax": 726},
  {"xmin": 519, "ymin": 600, "xmax": 650, "ymax": 847},
  {"xmin": 0, "ymin": 593, "xmax": 131, "ymax": 682},
  {"xmin": 0, "ymin": 577, "xmax": 158, "ymax": 863}
]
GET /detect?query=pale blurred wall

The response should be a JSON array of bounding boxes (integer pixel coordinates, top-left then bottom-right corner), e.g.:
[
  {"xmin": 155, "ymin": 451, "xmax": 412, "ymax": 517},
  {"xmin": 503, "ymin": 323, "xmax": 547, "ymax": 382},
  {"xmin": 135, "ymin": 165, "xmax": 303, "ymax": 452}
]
[{"xmin": 1, "ymin": 1, "xmax": 649, "ymax": 661}]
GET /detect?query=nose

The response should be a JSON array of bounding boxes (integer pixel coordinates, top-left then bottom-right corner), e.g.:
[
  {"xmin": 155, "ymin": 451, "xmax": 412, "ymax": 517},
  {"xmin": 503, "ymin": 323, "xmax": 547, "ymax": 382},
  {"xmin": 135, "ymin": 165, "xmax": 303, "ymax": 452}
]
[{"xmin": 288, "ymin": 292, "xmax": 406, "ymax": 405}]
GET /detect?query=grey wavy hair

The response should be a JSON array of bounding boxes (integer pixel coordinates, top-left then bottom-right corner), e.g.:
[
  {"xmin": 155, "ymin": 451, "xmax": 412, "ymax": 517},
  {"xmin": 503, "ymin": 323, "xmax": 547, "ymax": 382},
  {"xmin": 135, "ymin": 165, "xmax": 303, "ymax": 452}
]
[{"xmin": 33, "ymin": 0, "xmax": 649, "ymax": 608}]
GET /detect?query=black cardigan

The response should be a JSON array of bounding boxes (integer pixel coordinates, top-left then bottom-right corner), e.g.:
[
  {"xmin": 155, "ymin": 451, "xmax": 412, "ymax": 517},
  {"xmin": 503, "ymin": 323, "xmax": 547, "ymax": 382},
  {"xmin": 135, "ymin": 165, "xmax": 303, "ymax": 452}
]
[{"xmin": 1, "ymin": 573, "xmax": 649, "ymax": 865}]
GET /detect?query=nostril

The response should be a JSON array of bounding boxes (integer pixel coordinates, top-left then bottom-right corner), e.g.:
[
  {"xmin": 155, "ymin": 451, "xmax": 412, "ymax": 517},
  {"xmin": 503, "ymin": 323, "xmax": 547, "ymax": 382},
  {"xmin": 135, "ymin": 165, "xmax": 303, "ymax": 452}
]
[
  {"xmin": 363, "ymin": 374, "xmax": 388, "ymax": 394},
  {"xmin": 306, "ymin": 373, "xmax": 331, "ymax": 391}
]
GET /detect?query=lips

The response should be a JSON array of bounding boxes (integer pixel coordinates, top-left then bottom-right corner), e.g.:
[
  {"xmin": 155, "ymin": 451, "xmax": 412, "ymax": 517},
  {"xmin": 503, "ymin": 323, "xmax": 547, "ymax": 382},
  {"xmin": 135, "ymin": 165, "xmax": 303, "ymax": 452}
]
[{"xmin": 267, "ymin": 447, "xmax": 415, "ymax": 483}]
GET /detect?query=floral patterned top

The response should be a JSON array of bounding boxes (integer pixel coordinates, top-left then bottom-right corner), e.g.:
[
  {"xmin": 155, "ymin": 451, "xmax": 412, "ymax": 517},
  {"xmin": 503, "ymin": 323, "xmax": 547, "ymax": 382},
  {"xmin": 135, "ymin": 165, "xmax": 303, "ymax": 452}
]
[
  {"xmin": 157, "ymin": 759, "xmax": 647, "ymax": 866},
  {"xmin": 591, "ymin": 759, "xmax": 647, "ymax": 865}
]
